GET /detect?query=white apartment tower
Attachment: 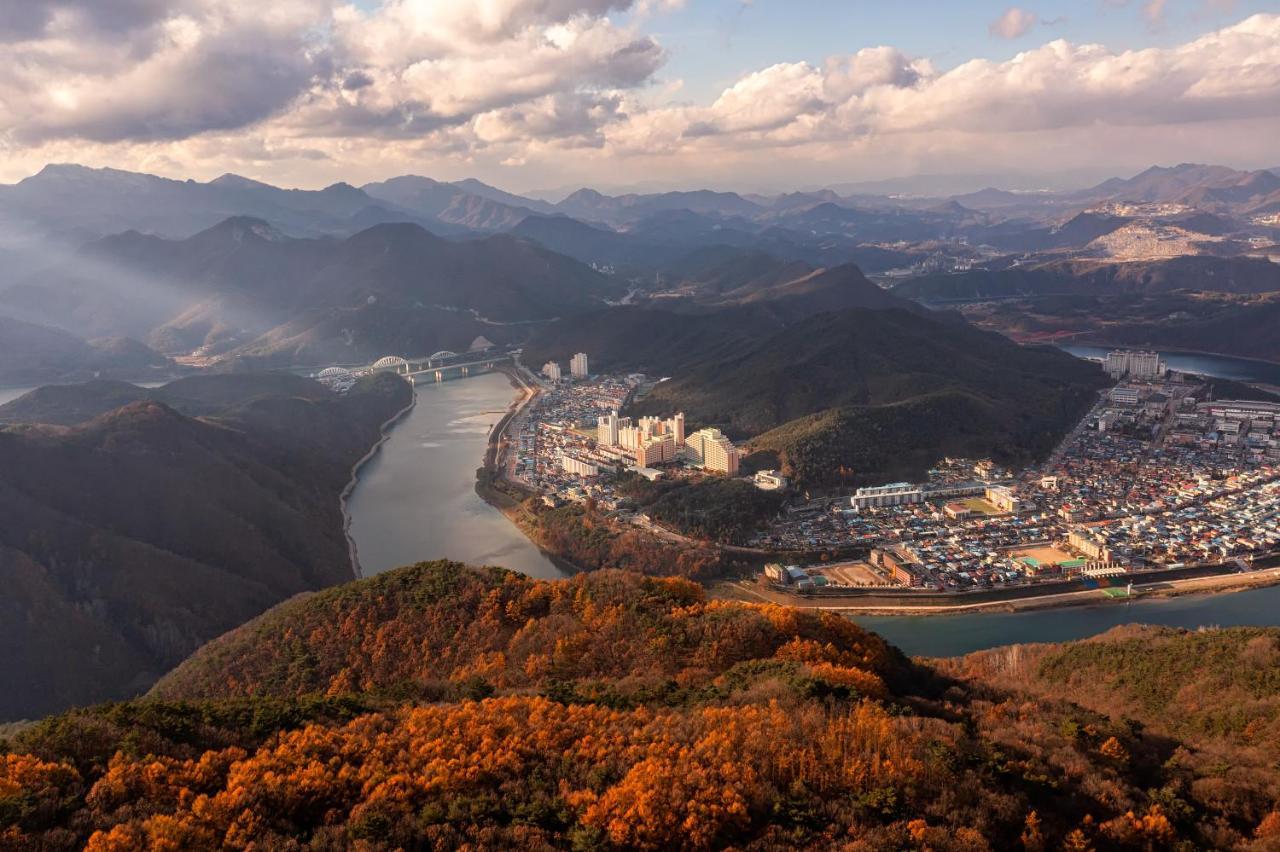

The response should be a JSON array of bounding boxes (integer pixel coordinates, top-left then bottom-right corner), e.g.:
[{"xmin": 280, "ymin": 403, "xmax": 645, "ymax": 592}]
[
  {"xmin": 633, "ymin": 434, "xmax": 676, "ymax": 467},
  {"xmin": 542, "ymin": 361, "xmax": 562, "ymax": 382},
  {"xmin": 597, "ymin": 411, "xmax": 620, "ymax": 447},
  {"xmin": 1103, "ymin": 350, "xmax": 1166, "ymax": 380},
  {"xmin": 686, "ymin": 427, "xmax": 740, "ymax": 475},
  {"xmin": 570, "ymin": 352, "xmax": 589, "ymax": 379}
]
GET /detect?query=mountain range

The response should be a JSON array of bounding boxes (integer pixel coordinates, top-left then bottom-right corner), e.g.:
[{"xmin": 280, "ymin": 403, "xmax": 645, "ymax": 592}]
[
  {"xmin": 0, "ymin": 316, "xmax": 174, "ymax": 387},
  {"xmin": 0, "ymin": 372, "xmax": 411, "ymax": 720},
  {"xmin": 1, "ymin": 216, "xmax": 621, "ymax": 368}
]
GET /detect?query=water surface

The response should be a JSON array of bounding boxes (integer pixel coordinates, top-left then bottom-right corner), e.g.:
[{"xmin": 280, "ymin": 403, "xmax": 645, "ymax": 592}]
[
  {"xmin": 855, "ymin": 583, "xmax": 1280, "ymax": 657},
  {"xmin": 346, "ymin": 372, "xmax": 566, "ymax": 579},
  {"xmin": 1059, "ymin": 344, "xmax": 1280, "ymax": 385}
]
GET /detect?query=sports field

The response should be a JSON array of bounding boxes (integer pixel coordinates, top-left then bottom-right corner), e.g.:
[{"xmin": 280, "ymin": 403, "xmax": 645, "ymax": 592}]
[
  {"xmin": 814, "ymin": 561, "xmax": 897, "ymax": 586},
  {"xmin": 1007, "ymin": 544, "xmax": 1076, "ymax": 566},
  {"xmin": 960, "ymin": 497, "xmax": 1001, "ymax": 515}
]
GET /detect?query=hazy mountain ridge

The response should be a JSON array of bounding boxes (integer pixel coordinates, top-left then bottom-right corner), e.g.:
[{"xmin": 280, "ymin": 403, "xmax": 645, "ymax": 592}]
[
  {"xmin": 1, "ymin": 217, "xmax": 621, "ymax": 365},
  {"xmin": 0, "ymin": 316, "xmax": 173, "ymax": 387}
]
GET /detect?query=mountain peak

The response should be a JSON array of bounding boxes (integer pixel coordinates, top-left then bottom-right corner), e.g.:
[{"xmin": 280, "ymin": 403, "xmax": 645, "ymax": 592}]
[
  {"xmin": 196, "ymin": 215, "xmax": 286, "ymax": 243},
  {"xmin": 208, "ymin": 173, "xmax": 271, "ymax": 189}
]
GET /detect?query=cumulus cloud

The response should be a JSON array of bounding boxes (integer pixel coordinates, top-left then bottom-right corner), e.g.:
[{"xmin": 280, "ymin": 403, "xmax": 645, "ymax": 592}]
[
  {"xmin": 605, "ymin": 13, "xmax": 1280, "ymax": 154},
  {"xmin": 0, "ymin": 0, "xmax": 328, "ymax": 143},
  {"xmin": 1, "ymin": 6, "xmax": 1280, "ymax": 189},
  {"xmin": 989, "ymin": 7, "xmax": 1038, "ymax": 39}
]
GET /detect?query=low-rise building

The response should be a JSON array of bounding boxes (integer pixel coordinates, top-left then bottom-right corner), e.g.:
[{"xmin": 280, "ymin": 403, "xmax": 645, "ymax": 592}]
[
  {"xmin": 754, "ymin": 470, "xmax": 788, "ymax": 491},
  {"xmin": 985, "ymin": 485, "xmax": 1023, "ymax": 514},
  {"xmin": 852, "ymin": 483, "xmax": 922, "ymax": 510},
  {"xmin": 560, "ymin": 454, "xmax": 598, "ymax": 477}
]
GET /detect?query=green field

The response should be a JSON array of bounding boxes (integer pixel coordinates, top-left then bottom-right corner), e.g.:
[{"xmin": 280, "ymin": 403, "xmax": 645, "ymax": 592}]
[{"xmin": 960, "ymin": 497, "xmax": 1001, "ymax": 515}]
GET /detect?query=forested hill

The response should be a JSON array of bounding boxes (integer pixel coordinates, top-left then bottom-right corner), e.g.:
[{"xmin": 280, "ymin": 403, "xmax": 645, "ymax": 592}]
[
  {"xmin": 629, "ymin": 307, "xmax": 1106, "ymax": 486},
  {"xmin": 4, "ymin": 561, "xmax": 1278, "ymax": 849},
  {"xmin": 0, "ymin": 372, "xmax": 411, "ymax": 721}
]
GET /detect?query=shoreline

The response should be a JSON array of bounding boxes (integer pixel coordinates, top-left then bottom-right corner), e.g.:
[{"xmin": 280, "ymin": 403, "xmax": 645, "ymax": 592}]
[
  {"xmin": 714, "ymin": 565, "xmax": 1280, "ymax": 616},
  {"xmin": 474, "ymin": 366, "xmax": 585, "ymax": 576},
  {"xmin": 1053, "ymin": 340, "xmax": 1280, "ymax": 370},
  {"xmin": 340, "ymin": 385, "xmax": 417, "ymax": 580}
]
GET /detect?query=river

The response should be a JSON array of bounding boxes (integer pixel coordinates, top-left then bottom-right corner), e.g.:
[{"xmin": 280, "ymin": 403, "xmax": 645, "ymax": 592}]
[
  {"xmin": 345, "ymin": 371, "xmax": 566, "ymax": 580},
  {"xmin": 343, "ymin": 358, "xmax": 1280, "ymax": 657},
  {"xmin": 854, "ymin": 583, "xmax": 1280, "ymax": 657}
]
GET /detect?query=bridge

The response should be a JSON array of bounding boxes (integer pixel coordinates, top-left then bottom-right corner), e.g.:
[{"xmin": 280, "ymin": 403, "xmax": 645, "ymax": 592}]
[{"xmin": 358, "ymin": 350, "xmax": 516, "ymax": 385}]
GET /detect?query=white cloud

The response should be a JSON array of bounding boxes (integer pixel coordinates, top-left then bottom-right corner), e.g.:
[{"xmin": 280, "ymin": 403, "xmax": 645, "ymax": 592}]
[
  {"xmin": 1, "ymin": 7, "xmax": 1280, "ymax": 190},
  {"xmin": 989, "ymin": 7, "xmax": 1038, "ymax": 39}
]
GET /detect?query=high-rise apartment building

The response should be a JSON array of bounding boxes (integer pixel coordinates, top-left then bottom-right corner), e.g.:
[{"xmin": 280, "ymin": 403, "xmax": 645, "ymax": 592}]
[
  {"xmin": 1103, "ymin": 350, "xmax": 1166, "ymax": 380},
  {"xmin": 570, "ymin": 352, "xmax": 589, "ymax": 379},
  {"xmin": 632, "ymin": 433, "xmax": 676, "ymax": 467},
  {"xmin": 685, "ymin": 427, "xmax": 739, "ymax": 475},
  {"xmin": 596, "ymin": 410, "xmax": 620, "ymax": 446},
  {"xmin": 542, "ymin": 361, "xmax": 562, "ymax": 382}
]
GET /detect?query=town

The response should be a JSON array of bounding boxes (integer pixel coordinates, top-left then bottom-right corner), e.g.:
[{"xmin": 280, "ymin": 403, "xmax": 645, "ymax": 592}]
[{"xmin": 511, "ymin": 350, "xmax": 1280, "ymax": 596}]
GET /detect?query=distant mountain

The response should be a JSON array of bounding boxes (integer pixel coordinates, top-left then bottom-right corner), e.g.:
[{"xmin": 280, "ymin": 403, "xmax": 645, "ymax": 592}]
[
  {"xmin": 449, "ymin": 177, "xmax": 557, "ymax": 214},
  {"xmin": 1082, "ymin": 163, "xmax": 1280, "ymax": 213},
  {"xmin": 0, "ymin": 164, "xmax": 403, "ymax": 241},
  {"xmin": 0, "ymin": 371, "xmax": 411, "ymax": 720},
  {"xmin": 554, "ymin": 188, "xmax": 763, "ymax": 226},
  {"xmin": 2, "ymin": 217, "xmax": 622, "ymax": 366},
  {"xmin": 703, "ymin": 262, "xmax": 906, "ymax": 321},
  {"xmin": 360, "ymin": 175, "xmax": 540, "ymax": 230},
  {"xmin": 893, "ymin": 255, "xmax": 1280, "ymax": 302},
  {"xmin": 0, "ymin": 316, "xmax": 173, "ymax": 386}
]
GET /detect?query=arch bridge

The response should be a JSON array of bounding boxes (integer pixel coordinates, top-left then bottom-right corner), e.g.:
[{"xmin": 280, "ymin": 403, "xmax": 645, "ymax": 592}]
[{"xmin": 363, "ymin": 350, "xmax": 514, "ymax": 384}]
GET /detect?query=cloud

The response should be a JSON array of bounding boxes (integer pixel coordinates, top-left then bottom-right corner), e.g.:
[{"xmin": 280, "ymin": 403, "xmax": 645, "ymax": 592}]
[
  {"xmin": 2, "ymin": 7, "xmax": 1280, "ymax": 191},
  {"xmin": 989, "ymin": 7, "xmax": 1038, "ymax": 39},
  {"xmin": 610, "ymin": 13, "xmax": 1280, "ymax": 152},
  {"xmin": 0, "ymin": 1, "xmax": 328, "ymax": 143}
]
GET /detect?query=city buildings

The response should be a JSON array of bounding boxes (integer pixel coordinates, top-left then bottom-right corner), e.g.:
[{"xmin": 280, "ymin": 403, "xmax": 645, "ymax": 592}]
[
  {"xmin": 570, "ymin": 352, "xmax": 589, "ymax": 379},
  {"xmin": 685, "ymin": 427, "xmax": 740, "ymax": 475},
  {"xmin": 596, "ymin": 411, "xmax": 620, "ymax": 447},
  {"xmin": 633, "ymin": 433, "xmax": 677, "ymax": 467},
  {"xmin": 985, "ymin": 485, "xmax": 1023, "ymax": 514},
  {"xmin": 1104, "ymin": 349, "xmax": 1167, "ymax": 380},
  {"xmin": 542, "ymin": 361, "xmax": 562, "ymax": 382},
  {"xmin": 560, "ymin": 454, "xmax": 599, "ymax": 477},
  {"xmin": 851, "ymin": 483, "xmax": 923, "ymax": 510}
]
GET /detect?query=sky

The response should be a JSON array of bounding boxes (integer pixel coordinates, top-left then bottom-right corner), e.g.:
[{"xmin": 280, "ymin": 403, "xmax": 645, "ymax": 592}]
[{"xmin": 1, "ymin": 0, "xmax": 1279, "ymax": 194}]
